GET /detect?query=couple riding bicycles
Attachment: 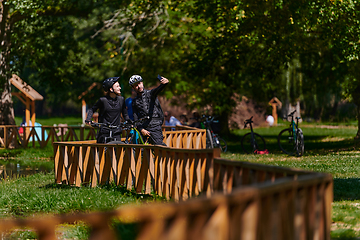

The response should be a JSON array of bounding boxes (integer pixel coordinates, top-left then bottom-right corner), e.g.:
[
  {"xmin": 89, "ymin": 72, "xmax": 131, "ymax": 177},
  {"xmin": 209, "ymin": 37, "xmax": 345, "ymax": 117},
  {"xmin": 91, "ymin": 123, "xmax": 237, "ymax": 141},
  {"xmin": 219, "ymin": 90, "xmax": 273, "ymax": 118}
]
[{"xmin": 85, "ymin": 74, "xmax": 169, "ymax": 146}]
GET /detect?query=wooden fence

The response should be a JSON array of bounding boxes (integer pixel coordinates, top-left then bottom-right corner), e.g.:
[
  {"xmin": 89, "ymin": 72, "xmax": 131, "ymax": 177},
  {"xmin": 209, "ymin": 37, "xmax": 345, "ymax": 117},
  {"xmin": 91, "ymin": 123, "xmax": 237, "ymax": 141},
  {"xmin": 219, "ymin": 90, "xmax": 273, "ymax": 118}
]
[
  {"xmin": 54, "ymin": 142, "xmax": 214, "ymax": 200},
  {"xmin": 0, "ymin": 134, "xmax": 333, "ymax": 240},
  {"xmin": 0, "ymin": 141, "xmax": 333, "ymax": 239},
  {"xmin": 0, "ymin": 125, "xmax": 205, "ymax": 149}
]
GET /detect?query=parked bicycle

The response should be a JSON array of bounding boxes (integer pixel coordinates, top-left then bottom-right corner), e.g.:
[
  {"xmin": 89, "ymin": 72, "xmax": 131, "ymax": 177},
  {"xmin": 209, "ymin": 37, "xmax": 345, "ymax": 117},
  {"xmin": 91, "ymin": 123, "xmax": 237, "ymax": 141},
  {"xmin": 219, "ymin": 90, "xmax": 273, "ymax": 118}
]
[
  {"xmin": 241, "ymin": 116, "xmax": 267, "ymax": 154},
  {"xmin": 277, "ymin": 110, "xmax": 304, "ymax": 156},
  {"xmin": 201, "ymin": 115, "xmax": 227, "ymax": 152}
]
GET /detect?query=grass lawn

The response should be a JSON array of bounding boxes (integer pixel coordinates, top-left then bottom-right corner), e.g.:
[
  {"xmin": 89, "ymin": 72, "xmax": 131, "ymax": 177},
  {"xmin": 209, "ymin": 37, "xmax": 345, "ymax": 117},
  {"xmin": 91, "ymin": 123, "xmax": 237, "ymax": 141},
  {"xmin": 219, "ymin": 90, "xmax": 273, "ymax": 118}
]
[
  {"xmin": 14, "ymin": 116, "xmax": 84, "ymax": 126},
  {"xmin": 0, "ymin": 119, "xmax": 359, "ymax": 239},
  {"xmin": 222, "ymin": 123, "xmax": 360, "ymax": 240}
]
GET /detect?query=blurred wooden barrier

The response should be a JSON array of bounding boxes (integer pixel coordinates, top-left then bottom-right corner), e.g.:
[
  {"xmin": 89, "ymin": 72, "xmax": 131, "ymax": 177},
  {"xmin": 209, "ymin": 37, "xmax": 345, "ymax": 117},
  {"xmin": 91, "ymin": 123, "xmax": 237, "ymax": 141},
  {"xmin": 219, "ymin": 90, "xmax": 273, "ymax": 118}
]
[
  {"xmin": 0, "ymin": 144, "xmax": 333, "ymax": 239},
  {"xmin": 0, "ymin": 125, "xmax": 205, "ymax": 149}
]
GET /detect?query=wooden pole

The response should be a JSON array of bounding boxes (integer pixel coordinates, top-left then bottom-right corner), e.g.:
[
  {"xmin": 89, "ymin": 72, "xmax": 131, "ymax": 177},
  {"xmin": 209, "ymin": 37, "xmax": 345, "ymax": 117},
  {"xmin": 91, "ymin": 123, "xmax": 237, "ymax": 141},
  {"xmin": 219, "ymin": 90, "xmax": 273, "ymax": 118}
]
[
  {"xmin": 31, "ymin": 100, "xmax": 36, "ymax": 126},
  {"xmin": 82, "ymin": 99, "xmax": 86, "ymax": 124},
  {"xmin": 271, "ymin": 103, "xmax": 278, "ymax": 126},
  {"xmin": 25, "ymin": 98, "xmax": 31, "ymax": 139}
]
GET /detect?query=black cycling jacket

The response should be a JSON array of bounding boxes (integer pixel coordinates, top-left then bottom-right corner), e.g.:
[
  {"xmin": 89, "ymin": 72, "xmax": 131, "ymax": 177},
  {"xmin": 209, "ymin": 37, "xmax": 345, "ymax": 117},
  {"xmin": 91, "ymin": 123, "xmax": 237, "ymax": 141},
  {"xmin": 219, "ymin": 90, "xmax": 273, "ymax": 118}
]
[
  {"xmin": 132, "ymin": 83, "xmax": 167, "ymax": 131},
  {"xmin": 86, "ymin": 95, "xmax": 130, "ymax": 136}
]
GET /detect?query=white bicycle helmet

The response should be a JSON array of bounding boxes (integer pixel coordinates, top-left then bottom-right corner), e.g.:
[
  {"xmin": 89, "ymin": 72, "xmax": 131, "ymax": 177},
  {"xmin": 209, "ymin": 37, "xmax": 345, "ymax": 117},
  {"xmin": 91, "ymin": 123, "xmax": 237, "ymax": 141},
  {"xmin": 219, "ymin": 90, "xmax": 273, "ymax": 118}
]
[{"xmin": 129, "ymin": 75, "xmax": 143, "ymax": 86}]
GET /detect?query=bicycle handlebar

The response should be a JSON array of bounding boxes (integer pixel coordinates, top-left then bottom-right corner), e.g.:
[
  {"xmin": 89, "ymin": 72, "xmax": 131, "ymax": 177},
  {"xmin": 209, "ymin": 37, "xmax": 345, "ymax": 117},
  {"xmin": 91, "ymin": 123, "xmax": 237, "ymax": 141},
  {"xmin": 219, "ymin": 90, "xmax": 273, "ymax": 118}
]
[
  {"xmin": 287, "ymin": 110, "xmax": 296, "ymax": 118},
  {"xmin": 90, "ymin": 122, "xmax": 122, "ymax": 130},
  {"xmin": 200, "ymin": 115, "xmax": 218, "ymax": 123},
  {"xmin": 243, "ymin": 116, "xmax": 254, "ymax": 128},
  {"xmin": 90, "ymin": 116, "xmax": 151, "ymax": 131},
  {"xmin": 283, "ymin": 110, "xmax": 301, "ymax": 121},
  {"xmin": 122, "ymin": 116, "xmax": 150, "ymax": 130}
]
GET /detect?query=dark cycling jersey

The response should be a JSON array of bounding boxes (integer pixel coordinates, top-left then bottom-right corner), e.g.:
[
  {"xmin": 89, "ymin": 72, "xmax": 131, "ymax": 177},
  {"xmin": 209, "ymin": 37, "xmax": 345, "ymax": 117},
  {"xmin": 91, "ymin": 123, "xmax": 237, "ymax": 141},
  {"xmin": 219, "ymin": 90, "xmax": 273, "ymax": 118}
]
[
  {"xmin": 86, "ymin": 95, "xmax": 130, "ymax": 143},
  {"xmin": 132, "ymin": 83, "xmax": 167, "ymax": 145}
]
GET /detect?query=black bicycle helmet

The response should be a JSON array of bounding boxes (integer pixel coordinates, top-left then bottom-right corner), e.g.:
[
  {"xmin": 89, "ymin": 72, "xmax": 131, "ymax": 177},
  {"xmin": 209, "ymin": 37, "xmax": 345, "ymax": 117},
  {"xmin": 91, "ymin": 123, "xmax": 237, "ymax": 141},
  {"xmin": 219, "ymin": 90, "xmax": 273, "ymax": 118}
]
[
  {"xmin": 129, "ymin": 75, "xmax": 143, "ymax": 86},
  {"xmin": 103, "ymin": 77, "xmax": 119, "ymax": 92}
]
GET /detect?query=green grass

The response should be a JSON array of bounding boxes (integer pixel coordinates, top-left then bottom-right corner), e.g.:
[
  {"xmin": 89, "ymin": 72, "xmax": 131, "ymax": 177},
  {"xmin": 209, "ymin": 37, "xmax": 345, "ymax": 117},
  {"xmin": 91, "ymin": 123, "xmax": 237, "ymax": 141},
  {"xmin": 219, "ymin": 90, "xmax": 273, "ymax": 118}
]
[
  {"xmin": 1, "ymin": 121, "xmax": 360, "ymax": 239},
  {"xmin": 221, "ymin": 124, "xmax": 359, "ymax": 239},
  {"xmin": 0, "ymin": 173, "xmax": 162, "ymax": 218},
  {"xmin": 14, "ymin": 116, "xmax": 83, "ymax": 126}
]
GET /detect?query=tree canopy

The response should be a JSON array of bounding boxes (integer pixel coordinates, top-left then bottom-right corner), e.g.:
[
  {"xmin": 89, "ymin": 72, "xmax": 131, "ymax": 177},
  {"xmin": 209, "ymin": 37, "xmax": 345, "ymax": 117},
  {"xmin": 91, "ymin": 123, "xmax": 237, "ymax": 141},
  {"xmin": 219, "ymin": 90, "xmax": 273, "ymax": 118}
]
[{"xmin": 2, "ymin": 0, "xmax": 360, "ymax": 136}]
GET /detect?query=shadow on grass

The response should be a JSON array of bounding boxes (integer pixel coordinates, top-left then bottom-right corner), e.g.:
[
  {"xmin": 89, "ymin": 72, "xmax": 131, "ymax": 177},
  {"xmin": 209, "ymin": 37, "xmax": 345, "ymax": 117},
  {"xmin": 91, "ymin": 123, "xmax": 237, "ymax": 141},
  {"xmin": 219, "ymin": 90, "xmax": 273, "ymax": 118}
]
[
  {"xmin": 42, "ymin": 182, "xmax": 161, "ymax": 201},
  {"xmin": 333, "ymin": 178, "xmax": 360, "ymax": 201}
]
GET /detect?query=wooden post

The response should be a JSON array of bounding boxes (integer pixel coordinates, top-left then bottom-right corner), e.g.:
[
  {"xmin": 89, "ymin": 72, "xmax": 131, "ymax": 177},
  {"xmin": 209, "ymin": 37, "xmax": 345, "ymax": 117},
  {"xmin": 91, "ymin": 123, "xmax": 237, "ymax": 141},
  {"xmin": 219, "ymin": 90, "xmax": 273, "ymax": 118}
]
[
  {"xmin": 82, "ymin": 99, "xmax": 86, "ymax": 124},
  {"xmin": 268, "ymin": 97, "xmax": 282, "ymax": 126},
  {"xmin": 25, "ymin": 97, "xmax": 31, "ymax": 139},
  {"xmin": 31, "ymin": 100, "xmax": 36, "ymax": 126}
]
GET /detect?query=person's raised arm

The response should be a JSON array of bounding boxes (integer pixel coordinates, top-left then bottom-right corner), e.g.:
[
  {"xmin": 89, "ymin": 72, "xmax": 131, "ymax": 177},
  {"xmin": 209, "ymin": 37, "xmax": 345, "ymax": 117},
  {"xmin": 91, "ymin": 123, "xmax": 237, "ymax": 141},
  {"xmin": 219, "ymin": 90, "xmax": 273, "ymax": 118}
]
[{"xmin": 150, "ymin": 76, "xmax": 169, "ymax": 97}]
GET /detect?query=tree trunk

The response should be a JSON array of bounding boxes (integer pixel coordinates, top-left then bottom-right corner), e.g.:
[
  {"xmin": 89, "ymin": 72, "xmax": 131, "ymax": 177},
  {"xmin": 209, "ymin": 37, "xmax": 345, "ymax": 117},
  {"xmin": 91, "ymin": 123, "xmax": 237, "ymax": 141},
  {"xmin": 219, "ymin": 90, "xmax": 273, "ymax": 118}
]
[
  {"xmin": 0, "ymin": 1, "xmax": 16, "ymax": 148},
  {"xmin": 0, "ymin": 1, "xmax": 15, "ymax": 126},
  {"xmin": 218, "ymin": 110, "xmax": 230, "ymax": 137},
  {"xmin": 352, "ymin": 84, "xmax": 360, "ymax": 141},
  {"xmin": 356, "ymin": 105, "xmax": 360, "ymax": 142}
]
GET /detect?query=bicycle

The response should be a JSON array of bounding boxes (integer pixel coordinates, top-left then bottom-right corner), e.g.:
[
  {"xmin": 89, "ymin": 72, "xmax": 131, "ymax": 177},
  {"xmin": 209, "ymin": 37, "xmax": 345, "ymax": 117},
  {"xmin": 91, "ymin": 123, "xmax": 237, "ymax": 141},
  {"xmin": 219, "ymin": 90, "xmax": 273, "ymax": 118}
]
[
  {"xmin": 277, "ymin": 110, "xmax": 304, "ymax": 156},
  {"xmin": 121, "ymin": 116, "xmax": 150, "ymax": 145},
  {"xmin": 240, "ymin": 116, "xmax": 267, "ymax": 154},
  {"xmin": 201, "ymin": 115, "xmax": 228, "ymax": 152},
  {"xmin": 89, "ymin": 122, "xmax": 124, "ymax": 144}
]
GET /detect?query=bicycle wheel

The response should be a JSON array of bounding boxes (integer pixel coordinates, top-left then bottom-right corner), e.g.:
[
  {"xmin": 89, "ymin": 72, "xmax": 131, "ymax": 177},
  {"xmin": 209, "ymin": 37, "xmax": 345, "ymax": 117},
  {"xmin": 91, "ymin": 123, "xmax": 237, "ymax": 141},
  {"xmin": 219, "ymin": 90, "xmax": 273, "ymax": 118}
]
[
  {"xmin": 278, "ymin": 128, "xmax": 296, "ymax": 155},
  {"xmin": 296, "ymin": 128, "xmax": 304, "ymax": 156},
  {"xmin": 217, "ymin": 136, "xmax": 227, "ymax": 152},
  {"xmin": 206, "ymin": 129, "xmax": 214, "ymax": 149},
  {"xmin": 241, "ymin": 132, "xmax": 266, "ymax": 154}
]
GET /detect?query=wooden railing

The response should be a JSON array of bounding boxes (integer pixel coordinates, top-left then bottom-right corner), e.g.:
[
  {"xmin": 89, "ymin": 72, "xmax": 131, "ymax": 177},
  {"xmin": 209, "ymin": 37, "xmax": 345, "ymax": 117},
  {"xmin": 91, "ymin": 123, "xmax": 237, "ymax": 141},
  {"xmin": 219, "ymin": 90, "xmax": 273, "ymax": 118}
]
[
  {"xmin": 0, "ymin": 134, "xmax": 333, "ymax": 240},
  {"xmin": 0, "ymin": 143, "xmax": 333, "ymax": 239},
  {"xmin": 0, "ymin": 125, "xmax": 205, "ymax": 149},
  {"xmin": 54, "ymin": 142, "xmax": 214, "ymax": 200},
  {"xmin": 0, "ymin": 125, "xmax": 97, "ymax": 148}
]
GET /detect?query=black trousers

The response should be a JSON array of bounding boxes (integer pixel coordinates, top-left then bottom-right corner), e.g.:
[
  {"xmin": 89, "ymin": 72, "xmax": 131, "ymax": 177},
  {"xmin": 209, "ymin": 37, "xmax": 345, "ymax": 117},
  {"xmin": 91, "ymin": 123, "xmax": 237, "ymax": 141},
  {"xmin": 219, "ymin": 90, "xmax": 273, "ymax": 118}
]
[{"xmin": 144, "ymin": 125, "xmax": 167, "ymax": 146}]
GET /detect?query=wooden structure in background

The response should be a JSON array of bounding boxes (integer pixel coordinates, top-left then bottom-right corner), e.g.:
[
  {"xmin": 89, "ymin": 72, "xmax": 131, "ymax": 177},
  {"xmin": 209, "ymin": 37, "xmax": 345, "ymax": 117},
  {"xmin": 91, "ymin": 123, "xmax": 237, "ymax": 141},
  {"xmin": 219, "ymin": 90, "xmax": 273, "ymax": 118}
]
[
  {"xmin": 268, "ymin": 97, "xmax": 282, "ymax": 126},
  {"xmin": 10, "ymin": 74, "xmax": 43, "ymax": 127}
]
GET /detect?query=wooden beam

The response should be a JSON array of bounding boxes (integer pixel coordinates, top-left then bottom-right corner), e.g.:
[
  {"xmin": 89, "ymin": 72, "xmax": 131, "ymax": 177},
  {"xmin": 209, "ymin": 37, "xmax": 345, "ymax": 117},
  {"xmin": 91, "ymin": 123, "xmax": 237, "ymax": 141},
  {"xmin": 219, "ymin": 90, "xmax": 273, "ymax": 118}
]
[{"xmin": 11, "ymin": 92, "xmax": 27, "ymax": 105}]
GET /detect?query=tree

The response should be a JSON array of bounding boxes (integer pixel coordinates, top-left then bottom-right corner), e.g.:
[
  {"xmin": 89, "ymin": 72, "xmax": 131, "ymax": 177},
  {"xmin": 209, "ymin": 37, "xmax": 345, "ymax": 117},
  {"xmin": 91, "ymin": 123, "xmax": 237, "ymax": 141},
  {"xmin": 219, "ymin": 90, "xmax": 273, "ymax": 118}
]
[
  {"xmin": 170, "ymin": 0, "xmax": 360, "ymax": 134},
  {"xmin": 0, "ymin": 0, "xmax": 141, "ymax": 123},
  {"xmin": 171, "ymin": 0, "xmax": 326, "ymax": 134}
]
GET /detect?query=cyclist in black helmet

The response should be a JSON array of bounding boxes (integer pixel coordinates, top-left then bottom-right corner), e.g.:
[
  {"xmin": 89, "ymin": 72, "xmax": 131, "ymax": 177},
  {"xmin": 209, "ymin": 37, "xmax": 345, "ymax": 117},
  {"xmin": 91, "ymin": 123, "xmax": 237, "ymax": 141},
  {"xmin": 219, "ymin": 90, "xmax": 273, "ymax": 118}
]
[
  {"xmin": 85, "ymin": 77, "xmax": 131, "ymax": 143},
  {"xmin": 129, "ymin": 74, "xmax": 169, "ymax": 146}
]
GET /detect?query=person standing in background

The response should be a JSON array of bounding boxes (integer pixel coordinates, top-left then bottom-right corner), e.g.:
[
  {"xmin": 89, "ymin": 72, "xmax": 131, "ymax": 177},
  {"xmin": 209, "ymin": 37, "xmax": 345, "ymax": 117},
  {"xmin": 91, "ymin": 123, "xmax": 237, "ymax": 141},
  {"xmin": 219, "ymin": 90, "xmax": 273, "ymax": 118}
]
[
  {"xmin": 164, "ymin": 111, "xmax": 182, "ymax": 127},
  {"xmin": 125, "ymin": 88, "xmax": 137, "ymax": 120}
]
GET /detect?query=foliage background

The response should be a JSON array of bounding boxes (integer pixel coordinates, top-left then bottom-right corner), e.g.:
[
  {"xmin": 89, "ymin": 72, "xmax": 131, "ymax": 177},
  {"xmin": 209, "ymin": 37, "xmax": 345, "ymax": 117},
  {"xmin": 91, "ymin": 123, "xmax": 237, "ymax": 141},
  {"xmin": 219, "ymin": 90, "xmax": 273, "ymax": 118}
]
[{"xmin": 2, "ymin": 0, "xmax": 360, "ymax": 133}]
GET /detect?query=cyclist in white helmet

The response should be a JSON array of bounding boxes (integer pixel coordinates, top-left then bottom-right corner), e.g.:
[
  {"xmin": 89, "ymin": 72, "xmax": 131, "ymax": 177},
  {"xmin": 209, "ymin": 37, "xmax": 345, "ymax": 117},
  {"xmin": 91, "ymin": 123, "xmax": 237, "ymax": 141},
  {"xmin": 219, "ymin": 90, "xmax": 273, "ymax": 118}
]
[{"xmin": 129, "ymin": 74, "xmax": 169, "ymax": 146}]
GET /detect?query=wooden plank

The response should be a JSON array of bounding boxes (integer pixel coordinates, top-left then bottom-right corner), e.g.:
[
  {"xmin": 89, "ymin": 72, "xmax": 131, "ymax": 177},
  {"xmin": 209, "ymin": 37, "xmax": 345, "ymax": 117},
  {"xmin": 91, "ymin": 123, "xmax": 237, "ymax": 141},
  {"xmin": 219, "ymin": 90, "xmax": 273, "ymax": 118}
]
[
  {"xmin": 116, "ymin": 147, "xmax": 126, "ymax": 185},
  {"xmin": 154, "ymin": 148, "xmax": 161, "ymax": 195}
]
